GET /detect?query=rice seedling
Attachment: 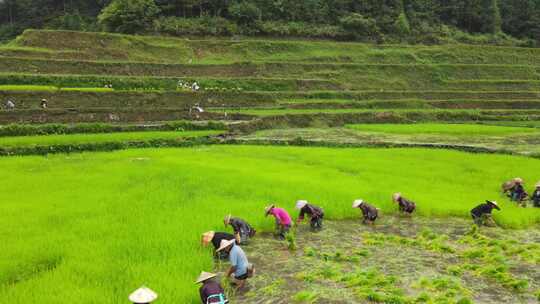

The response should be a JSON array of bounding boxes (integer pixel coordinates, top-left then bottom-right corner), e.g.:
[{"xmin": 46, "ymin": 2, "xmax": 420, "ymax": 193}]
[{"xmin": 291, "ymin": 290, "xmax": 318, "ymax": 303}]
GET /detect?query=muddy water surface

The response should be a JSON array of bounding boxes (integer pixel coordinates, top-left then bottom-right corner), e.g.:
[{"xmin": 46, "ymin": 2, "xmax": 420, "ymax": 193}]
[{"xmin": 216, "ymin": 216, "xmax": 540, "ymax": 303}]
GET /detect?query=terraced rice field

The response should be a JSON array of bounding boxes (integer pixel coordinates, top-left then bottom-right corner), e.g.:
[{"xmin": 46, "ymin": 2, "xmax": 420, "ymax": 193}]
[{"xmin": 2, "ymin": 30, "xmax": 540, "ymax": 304}]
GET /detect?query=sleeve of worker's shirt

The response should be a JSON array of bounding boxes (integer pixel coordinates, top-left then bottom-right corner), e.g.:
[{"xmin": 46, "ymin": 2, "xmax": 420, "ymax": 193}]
[{"xmin": 230, "ymin": 248, "xmax": 238, "ymax": 267}]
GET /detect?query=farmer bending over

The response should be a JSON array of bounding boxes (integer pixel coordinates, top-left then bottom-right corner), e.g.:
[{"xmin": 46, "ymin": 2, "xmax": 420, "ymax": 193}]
[
  {"xmin": 392, "ymin": 193, "xmax": 416, "ymax": 215},
  {"xmin": 509, "ymin": 178, "xmax": 528, "ymax": 206},
  {"xmin": 202, "ymin": 231, "xmax": 235, "ymax": 260},
  {"xmin": 532, "ymin": 182, "xmax": 540, "ymax": 208},
  {"xmin": 224, "ymin": 215, "xmax": 256, "ymax": 245},
  {"xmin": 471, "ymin": 200, "xmax": 500, "ymax": 227},
  {"xmin": 295, "ymin": 200, "xmax": 324, "ymax": 230},
  {"xmin": 196, "ymin": 271, "xmax": 229, "ymax": 304},
  {"xmin": 265, "ymin": 204, "xmax": 292, "ymax": 240},
  {"xmin": 217, "ymin": 239, "xmax": 254, "ymax": 291},
  {"xmin": 352, "ymin": 199, "xmax": 378, "ymax": 224}
]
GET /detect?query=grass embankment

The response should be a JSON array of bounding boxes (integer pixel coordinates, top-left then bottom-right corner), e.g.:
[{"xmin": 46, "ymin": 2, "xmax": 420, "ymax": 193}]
[
  {"xmin": 0, "ymin": 74, "xmax": 340, "ymax": 92},
  {"xmin": 346, "ymin": 123, "xmax": 536, "ymax": 136},
  {"xmin": 0, "ymin": 131, "xmax": 222, "ymax": 148},
  {"xmin": 4, "ymin": 30, "xmax": 540, "ymax": 65},
  {"xmin": 0, "ymin": 146, "xmax": 539, "ymax": 303},
  {"xmin": 241, "ymin": 123, "xmax": 540, "ymax": 155},
  {"xmin": 2, "ymin": 58, "xmax": 539, "ymax": 90}
]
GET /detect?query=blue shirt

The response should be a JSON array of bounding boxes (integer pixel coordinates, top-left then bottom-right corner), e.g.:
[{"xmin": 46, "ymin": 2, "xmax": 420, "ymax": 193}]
[{"xmin": 229, "ymin": 245, "xmax": 248, "ymax": 277}]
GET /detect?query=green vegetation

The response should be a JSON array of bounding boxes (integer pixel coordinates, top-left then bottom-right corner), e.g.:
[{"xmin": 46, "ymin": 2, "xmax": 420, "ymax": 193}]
[
  {"xmin": 346, "ymin": 123, "xmax": 536, "ymax": 136},
  {"xmin": 2, "ymin": 0, "xmax": 539, "ymax": 46},
  {"xmin": 0, "ymin": 121, "xmax": 227, "ymax": 137},
  {"xmin": 4, "ymin": 30, "xmax": 540, "ymax": 65},
  {"xmin": 0, "ymin": 131, "xmax": 221, "ymax": 148},
  {"xmin": 1, "ymin": 146, "xmax": 540, "ymax": 302},
  {"xmin": 241, "ymin": 126, "xmax": 540, "ymax": 156}
]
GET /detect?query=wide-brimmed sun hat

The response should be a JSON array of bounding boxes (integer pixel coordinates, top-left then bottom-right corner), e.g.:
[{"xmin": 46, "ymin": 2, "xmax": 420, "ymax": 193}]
[
  {"xmin": 352, "ymin": 199, "xmax": 364, "ymax": 208},
  {"xmin": 536, "ymin": 182, "xmax": 540, "ymax": 188},
  {"xmin": 195, "ymin": 271, "xmax": 217, "ymax": 284},
  {"xmin": 265, "ymin": 204, "xmax": 275, "ymax": 216},
  {"xmin": 129, "ymin": 286, "xmax": 158, "ymax": 304},
  {"xmin": 201, "ymin": 231, "xmax": 215, "ymax": 246},
  {"xmin": 216, "ymin": 239, "xmax": 235, "ymax": 252},
  {"xmin": 392, "ymin": 193, "xmax": 402, "ymax": 202},
  {"xmin": 296, "ymin": 200, "xmax": 308, "ymax": 210},
  {"xmin": 513, "ymin": 177, "xmax": 523, "ymax": 183}
]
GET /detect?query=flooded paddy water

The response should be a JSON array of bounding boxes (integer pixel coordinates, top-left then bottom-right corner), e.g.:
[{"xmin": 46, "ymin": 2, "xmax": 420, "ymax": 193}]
[{"xmin": 216, "ymin": 216, "xmax": 540, "ymax": 304}]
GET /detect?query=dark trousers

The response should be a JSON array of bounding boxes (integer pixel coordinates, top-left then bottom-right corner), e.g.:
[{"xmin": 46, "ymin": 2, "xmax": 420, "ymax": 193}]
[
  {"xmin": 276, "ymin": 221, "xmax": 291, "ymax": 239},
  {"xmin": 310, "ymin": 216, "xmax": 323, "ymax": 229}
]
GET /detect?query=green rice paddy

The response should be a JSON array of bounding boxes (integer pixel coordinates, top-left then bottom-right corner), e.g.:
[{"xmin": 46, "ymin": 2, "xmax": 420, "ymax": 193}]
[
  {"xmin": 0, "ymin": 130, "xmax": 222, "ymax": 148},
  {"xmin": 1, "ymin": 145, "xmax": 540, "ymax": 303},
  {"xmin": 346, "ymin": 123, "xmax": 537, "ymax": 136}
]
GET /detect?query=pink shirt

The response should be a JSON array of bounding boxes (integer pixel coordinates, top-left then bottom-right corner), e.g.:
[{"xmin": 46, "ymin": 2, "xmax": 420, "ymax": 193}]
[{"xmin": 270, "ymin": 208, "xmax": 292, "ymax": 226}]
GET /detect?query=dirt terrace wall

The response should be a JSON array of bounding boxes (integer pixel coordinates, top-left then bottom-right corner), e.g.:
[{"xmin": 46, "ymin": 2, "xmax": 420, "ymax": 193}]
[
  {"xmin": 0, "ymin": 90, "xmax": 276, "ymax": 109},
  {"xmin": 0, "ymin": 109, "xmax": 251, "ymax": 124}
]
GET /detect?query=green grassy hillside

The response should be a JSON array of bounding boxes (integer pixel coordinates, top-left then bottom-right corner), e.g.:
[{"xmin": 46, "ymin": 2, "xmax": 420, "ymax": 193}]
[
  {"xmin": 1, "ymin": 30, "xmax": 540, "ymax": 125},
  {"xmin": 3, "ymin": 30, "xmax": 540, "ymax": 65}
]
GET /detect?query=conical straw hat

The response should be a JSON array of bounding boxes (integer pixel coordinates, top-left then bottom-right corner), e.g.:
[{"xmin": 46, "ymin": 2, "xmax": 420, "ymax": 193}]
[
  {"xmin": 201, "ymin": 231, "xmax": 215, "ymax": 246},
  {"xmin": 265, "ymin": 204, "xmax": 275, "ymax": 216},
  {"xmin": 128, "ymin": 286, "xmax": 158, "ymax": 303},
  {"xmin": 195, "ymin": 271, "xmax": 217, "ymax": 283},
  {"xmin": 352, "ymin": 199, "xmax": 364, "ymax": 208},
  {"xmin": 216, "ymin": 239, "xmax": 235, "ymax": 252},
  {"xmin": 296, "ymin": 200, "xmax": 308, "ymax": 210}
]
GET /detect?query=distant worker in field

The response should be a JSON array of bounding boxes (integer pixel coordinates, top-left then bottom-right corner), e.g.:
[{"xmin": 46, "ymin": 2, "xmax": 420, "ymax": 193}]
[
  {"xmin": 470, "ymin": 200, "xmax": 500, "ymax": 227},
  {"xmin": 352, "ymin": 199, "xmax": 379, "ymax": 224},
  {"xmin": 202, "ymin": 231, "xmax": 236, "ymax": 259},
  {"xmin": 217, "ymin": 239, "xmax": 254, "ymax": 291},
  {"xmin": 295, "ymin": 200, "xmax": 324, "ymax": 230},
  {"xmin": 5, "ymin": 99, "xmax": 15, "ymax": 110},
  {"xmin": 40, "ymin": 98, "xmax": 48, "ymax": 109},
  {"xmin": 509, "ymin": 178, "xmax": 528, "ymax": 206},
  {"xmin": 196, "ymin": 271, "xmax": 229, "ymax": 304},
  {"xmin": 265, "ymin": 204, "xmax": 292, "ymax": 239},
  {"xmin": 531, "ymin": 182, "xmax": 540, "ymax": 208},
  {"xmin": 502, "ymin": 177, "xmax": 523, "ymax": 198},
  {"xmin": 392, "ymin": 193, "xmax": 416, "ymax": 215},
  {"xmin": 129, "ymin": 286, "xmax": 158, "ymax": 304},
  {"xmin": 224, "ymin": 215, "xmax": 256, "ymax": 245}
]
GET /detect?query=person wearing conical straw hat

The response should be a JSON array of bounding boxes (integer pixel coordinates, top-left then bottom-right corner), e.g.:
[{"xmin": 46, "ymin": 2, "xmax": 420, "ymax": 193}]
[
  {"xmin": 295, "ymin": 200, "xmax": 324, "ymax": 230},
  {"xmin": 352, "ymin": 199, "xmax": 379, "ymax": 224},
  {"xmin": 531, "ymin": 182, "xmax": 540, "ymax": 208},
  {"xmin": 392, "ymin": 193, "xmax": 416, "ymax": 215},
  {"xmin": 216, "ymin": 239, "xmax": 254, "ymax": 291},
  {"xmin": 196, "ymin": 271, "xmax": 228, "ymax": 304},
  {"xmin": 507, "ymin": 177, "xmax": 528, "ymax": 206},
  {"xmin": 128, "ymin": 286, "xmax": 158, "ymax": 304},
  {"xmin": 223, "ymin": 215, "xmax": 256, "ymax": 245},
  {"xmin": 265, "ymin": 204, "xmax": 292, "ymax": 240},
  {"xmin": 471, "ymin": 200, "xmax": 501, "ymax": 227},
  {"xmin": 201, "ymin": 231, "xmax": 235, "ymax": 260}
]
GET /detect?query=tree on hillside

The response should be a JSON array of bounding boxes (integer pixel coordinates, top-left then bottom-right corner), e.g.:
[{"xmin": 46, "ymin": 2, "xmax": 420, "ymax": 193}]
[
  {"xmin": 98, "ymin": 0, "xmax": 160, "ymax": 33},
  {"xmin": 340, "ymin": 12, "xmax": 380, "ymax": 40},
  {"xmin": 229, "ymin": 1, "xmax": 261, "ymax": 25},
  {"xmin": 480, "ymin": 0, "xmax": 501, "ymax": 33}
]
